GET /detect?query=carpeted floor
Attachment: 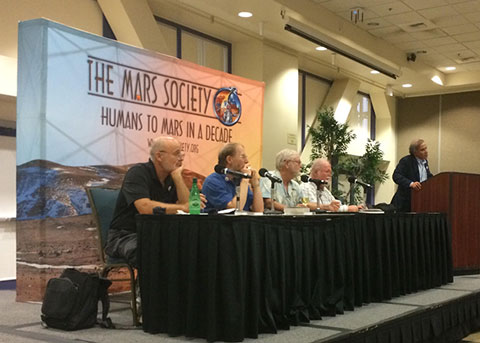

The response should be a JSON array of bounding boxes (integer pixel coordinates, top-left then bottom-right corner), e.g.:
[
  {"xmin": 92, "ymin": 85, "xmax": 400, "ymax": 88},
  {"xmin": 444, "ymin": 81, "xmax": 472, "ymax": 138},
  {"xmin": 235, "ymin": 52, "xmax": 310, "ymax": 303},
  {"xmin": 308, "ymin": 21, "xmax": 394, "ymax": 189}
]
[{"xmin": 2, "ymin": 275, "xmax": 480, "ymax": 343}]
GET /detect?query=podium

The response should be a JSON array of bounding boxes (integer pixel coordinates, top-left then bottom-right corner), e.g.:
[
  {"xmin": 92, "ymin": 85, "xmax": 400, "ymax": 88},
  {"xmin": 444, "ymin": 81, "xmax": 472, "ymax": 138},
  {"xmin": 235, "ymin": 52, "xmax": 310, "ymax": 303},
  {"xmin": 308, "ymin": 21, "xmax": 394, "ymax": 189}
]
[{"xmin": 412, "ymin": 172, "xmax": 480, "ymax": 272}]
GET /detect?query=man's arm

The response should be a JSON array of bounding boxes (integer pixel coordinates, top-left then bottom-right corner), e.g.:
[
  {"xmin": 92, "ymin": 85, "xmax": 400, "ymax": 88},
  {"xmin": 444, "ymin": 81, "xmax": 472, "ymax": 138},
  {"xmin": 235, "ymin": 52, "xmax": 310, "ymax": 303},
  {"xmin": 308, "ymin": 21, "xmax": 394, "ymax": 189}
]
[
  {"xmin": 134, "ymin": 198, "xmax": 188, "ymax": 214},
  {"xmin": 250, "ymin": 170, "xmax": 264, "ymax": 212},
  {"xmin": 264, "ymin": 198, "xmax": 285, "ymax": 211},
  {"xmin": 171, "ymin": 167, "xmax": 189, "ymax": 204},
  {"xmin": 393, "ymin": 156, "xmax": 415, "ymax": 188}
]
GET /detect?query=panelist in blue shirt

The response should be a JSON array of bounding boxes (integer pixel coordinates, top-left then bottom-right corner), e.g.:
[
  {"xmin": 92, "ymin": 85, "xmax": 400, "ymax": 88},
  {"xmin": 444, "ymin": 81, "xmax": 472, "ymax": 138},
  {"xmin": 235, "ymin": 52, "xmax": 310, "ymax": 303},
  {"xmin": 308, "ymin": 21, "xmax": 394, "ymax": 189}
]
[
  {"xmin": 391, "ymin": 139, "xmax": 433, "ymax": 212},
  {"xmin": 202, "ymin": 143, "xmax": 264, "ymax": 213}
]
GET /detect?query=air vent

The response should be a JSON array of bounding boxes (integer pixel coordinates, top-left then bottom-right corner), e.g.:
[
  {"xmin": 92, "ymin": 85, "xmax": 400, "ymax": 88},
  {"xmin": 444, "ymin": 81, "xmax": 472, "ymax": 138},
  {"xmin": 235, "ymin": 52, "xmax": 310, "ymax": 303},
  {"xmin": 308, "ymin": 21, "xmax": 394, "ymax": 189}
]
[
  {"xmin": 454, "ymin": 55, "xmax": 480, "ymax": 64},
  {"xmin": 398, "ymin": 19, "xmax": 436, "ymax": 32}
]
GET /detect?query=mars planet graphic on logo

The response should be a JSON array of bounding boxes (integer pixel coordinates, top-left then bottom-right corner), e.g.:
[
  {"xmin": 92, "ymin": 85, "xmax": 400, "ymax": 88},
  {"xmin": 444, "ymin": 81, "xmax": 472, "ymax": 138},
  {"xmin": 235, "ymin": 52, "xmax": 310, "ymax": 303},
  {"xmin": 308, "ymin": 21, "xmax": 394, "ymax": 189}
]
[{"xmin": 213, "ymin": 87, "xmax": 241, "ymax": 126}]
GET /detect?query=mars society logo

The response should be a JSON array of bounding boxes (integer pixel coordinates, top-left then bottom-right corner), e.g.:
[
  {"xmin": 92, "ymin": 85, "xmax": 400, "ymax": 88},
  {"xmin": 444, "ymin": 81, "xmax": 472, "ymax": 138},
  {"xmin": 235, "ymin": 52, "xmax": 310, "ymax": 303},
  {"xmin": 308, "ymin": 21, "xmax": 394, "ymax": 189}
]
[{"xmin": 213, "ymin": 87, "xmax": 241, "ymax": 126}]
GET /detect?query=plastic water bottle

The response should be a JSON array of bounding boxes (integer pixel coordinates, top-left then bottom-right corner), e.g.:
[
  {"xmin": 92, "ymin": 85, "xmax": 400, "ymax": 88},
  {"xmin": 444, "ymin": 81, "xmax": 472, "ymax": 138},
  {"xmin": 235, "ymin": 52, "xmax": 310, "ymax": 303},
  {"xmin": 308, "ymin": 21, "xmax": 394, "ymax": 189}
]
[{"xmin": 189, "ymin": 177, "xmax": 201, "ymax": 214}]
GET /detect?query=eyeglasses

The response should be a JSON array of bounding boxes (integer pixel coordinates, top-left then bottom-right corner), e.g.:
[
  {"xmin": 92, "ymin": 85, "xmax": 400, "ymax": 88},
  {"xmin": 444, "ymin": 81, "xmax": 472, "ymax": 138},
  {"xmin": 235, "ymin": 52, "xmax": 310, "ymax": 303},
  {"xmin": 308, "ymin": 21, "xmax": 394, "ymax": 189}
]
[
  {"xmin": 159, "ymin": 150, "xmax": 185, "ymax": 158},
  {"xmin": 287, "ymin": 159, "xmax": 301, "ymax": 165}
]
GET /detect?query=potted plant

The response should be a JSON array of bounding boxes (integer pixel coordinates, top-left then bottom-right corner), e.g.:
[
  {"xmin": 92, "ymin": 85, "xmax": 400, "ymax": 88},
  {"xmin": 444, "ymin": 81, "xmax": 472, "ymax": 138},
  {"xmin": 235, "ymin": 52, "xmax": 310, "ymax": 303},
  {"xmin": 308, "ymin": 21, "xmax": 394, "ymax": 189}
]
[{"xmin": 307, "ymin": 106, "xmax": 355, "ymax": 198}]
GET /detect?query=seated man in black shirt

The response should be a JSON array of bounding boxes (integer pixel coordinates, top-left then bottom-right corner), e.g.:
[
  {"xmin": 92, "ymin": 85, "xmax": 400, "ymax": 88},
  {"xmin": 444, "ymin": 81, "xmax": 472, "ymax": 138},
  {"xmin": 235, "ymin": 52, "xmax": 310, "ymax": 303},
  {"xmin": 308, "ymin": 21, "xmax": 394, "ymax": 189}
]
[{"xmin": 105, "ymin": 136, "xmax": 191, "ymax": 266}]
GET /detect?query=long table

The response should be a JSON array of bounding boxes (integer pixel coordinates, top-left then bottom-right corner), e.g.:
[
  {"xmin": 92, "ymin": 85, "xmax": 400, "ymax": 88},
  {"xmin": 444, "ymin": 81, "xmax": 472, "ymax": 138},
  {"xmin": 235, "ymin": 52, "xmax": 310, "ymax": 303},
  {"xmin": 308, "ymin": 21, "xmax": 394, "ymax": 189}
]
[{"xmin": 137, "ymin": 213, "xmax": 453, "ymax": 342}]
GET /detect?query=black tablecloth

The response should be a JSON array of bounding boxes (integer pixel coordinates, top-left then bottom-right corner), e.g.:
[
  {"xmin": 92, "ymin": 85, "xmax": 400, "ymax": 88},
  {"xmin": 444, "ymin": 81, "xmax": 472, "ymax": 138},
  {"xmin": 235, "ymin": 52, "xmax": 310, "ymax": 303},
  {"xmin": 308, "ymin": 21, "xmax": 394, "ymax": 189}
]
[{"xmin": 137, "ymin": 213, "xmax": 453, "ymax": 342}]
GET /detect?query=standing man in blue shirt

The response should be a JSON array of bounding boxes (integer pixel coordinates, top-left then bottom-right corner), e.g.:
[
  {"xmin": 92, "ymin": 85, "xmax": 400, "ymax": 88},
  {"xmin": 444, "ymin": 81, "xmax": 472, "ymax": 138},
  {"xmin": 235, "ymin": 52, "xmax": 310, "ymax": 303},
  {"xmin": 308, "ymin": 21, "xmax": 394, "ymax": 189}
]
[
  {"xmin": 391, "ymin": 139, "xmax": 433, "ymax": 212},
  {"xmin": 202, "ymin": 143, "xmax": 264, "ymax": 213}
]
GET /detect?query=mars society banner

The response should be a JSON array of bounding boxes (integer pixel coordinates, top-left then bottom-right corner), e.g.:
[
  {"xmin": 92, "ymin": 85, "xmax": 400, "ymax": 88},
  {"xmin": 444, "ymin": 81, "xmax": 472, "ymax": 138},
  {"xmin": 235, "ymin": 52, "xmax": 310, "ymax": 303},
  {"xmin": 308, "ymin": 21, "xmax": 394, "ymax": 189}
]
[{"xmin": 17, "ymin": 19, "xmax": 264, "ymax": 179}]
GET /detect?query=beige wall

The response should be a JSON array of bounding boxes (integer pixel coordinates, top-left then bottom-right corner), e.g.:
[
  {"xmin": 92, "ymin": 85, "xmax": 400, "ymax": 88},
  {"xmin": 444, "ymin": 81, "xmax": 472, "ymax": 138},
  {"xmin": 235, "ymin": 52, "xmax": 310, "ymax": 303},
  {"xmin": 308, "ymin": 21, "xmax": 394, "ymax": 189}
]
[
  {"xmin": 262, "ymin": 44, "xmax": 299, "ymax": 169},
  {"xmin": 397, "ymin": 91, "xmax": 480, "ymax": 175}
]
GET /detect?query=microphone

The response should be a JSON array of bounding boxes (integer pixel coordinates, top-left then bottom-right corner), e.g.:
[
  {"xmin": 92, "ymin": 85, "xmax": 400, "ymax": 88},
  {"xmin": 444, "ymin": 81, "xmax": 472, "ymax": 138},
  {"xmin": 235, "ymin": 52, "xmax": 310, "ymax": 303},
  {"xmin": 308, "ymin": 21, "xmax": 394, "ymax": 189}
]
[
  {"xmin": 301, "ymin": 174, "xmax": 328, "ymax": 185},
  {"xmin": 259, "ymin": 168, "xmax": 282, "ymax": 183},
  {"xmin": 214, "ymin": 164, "xmax": 252, "ymax": 179},
  {"xmin": 347, "ymin": 176, "xmax": 371, "ymax": 189}
]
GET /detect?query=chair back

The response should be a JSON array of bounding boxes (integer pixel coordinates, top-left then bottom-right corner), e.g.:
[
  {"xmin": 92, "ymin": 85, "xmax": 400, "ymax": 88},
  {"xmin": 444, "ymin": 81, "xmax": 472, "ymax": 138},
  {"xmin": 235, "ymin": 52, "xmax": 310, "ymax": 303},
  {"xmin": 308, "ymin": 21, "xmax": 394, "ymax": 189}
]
[{"xmin": 85, "ymin": 187, "xmax": 120, "ymax": 263}]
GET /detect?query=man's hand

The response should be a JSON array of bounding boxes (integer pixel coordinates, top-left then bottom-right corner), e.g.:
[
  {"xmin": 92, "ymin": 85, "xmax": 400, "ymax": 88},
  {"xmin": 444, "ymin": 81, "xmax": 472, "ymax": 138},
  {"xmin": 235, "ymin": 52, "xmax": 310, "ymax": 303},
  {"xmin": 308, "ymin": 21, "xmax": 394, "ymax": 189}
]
[
  {"xmin": 410, "ymin": 181, "xmax": 422, "ymax": 191},
  {"xmin": 328, "ymin": 200, "xmax": 341, "ymax": 212},
  {"xmin": 170, "ymin": 166, "xmax": 183, "ymax": 179},
  {"xmin": 200, "ymin": 193, "xmax": 207, "ymax": 209}
]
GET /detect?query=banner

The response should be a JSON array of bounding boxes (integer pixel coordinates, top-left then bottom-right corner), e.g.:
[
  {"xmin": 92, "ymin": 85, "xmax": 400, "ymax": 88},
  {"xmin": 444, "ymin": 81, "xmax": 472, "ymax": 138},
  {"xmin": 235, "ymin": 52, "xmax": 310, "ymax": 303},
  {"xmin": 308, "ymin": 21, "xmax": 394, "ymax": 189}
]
[{"xmin": 16, "ymin": 19, "xmax": 264, "ymax": 301}]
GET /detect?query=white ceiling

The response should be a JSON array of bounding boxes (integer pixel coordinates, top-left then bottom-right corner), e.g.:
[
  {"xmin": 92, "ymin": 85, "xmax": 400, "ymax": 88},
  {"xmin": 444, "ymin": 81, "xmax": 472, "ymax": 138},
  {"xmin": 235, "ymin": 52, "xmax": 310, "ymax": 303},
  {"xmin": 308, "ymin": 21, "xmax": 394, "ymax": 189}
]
[{"xmin": 154, "ymin": 0, "xmax": 480, "ymax": 97}]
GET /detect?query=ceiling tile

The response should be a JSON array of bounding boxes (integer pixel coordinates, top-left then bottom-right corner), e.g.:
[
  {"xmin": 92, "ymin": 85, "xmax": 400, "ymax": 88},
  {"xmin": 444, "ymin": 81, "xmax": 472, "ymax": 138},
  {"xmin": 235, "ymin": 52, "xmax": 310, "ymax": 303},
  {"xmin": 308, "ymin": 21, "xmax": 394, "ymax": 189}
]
[
  {"xmin": 443, "ymin": 49, "xmax": 475, "ymax": 59},
  {"xmin": 418, "ymin": 6, "xmax": 458, "ymax": 19},
  {"xmin": 409, "ymin": 29, "xmax": 447, "ymax": 39},
  {"xmin": 383, "ymin": 31, "xmax": 416, "ymax": 43},
  {"xmin": 460, "ymin": 62, "xmax": 480, "ymax": 71},
  {"xmin": 319, "ymin": 0, "xmax": 362, "ymax": 12},
  {"xmin": 463, "ymin": 40, "xmax": 480, "ymax": 49},
  {"xmin": 433, "ymin": 15, "xmax": 470, "ymax": 27},
  {"xmin": 401, "ymin": 0, "xmax": 448, "ymax": 11},
  {"xmin": 369, "ymin": 2, "xmax": 412, "ymax": 16},
  {"xmin": 442, "ymin": 23, "xmax": 478, "ymax": 35},
  {"xmin": 383, "ymin": 11, "xmax": 426, "ymax": 25},
  {"xmin": 434, "ymin": 42, "xmax": 467, "ymax": 52},
  {"xmin": 445, "ymin": 0, "xmax": 473, "ymax": 3},
  {"xmin": 367, "ymin": 25, "xmax": 401, "ymax": 36},
  {"xmin": 453, "ymin": 31, "xmax": 480, "ymax": 42},
  {"xmin": 464, "ymin": 11, "xmax": 480, "ymax": 23},
  {"xmin": 451, "ymin": 1, "xmax": 480, "ymax": 14},
  {"xmin": 394, "ymin": 40, "xmax": 430, "ymax": 51},
  {"xmin": 422, "ymin": 36, "xmax": 457, "ymax": 46}
]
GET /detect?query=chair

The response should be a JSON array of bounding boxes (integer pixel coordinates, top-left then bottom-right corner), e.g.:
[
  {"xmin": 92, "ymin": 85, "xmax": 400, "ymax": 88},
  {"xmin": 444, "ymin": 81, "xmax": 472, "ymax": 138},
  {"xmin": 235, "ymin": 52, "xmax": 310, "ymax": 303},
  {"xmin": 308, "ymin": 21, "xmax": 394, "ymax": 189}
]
[{"xmin": 85, "ymin": 186, "xmax": 140, "ymax": 326}]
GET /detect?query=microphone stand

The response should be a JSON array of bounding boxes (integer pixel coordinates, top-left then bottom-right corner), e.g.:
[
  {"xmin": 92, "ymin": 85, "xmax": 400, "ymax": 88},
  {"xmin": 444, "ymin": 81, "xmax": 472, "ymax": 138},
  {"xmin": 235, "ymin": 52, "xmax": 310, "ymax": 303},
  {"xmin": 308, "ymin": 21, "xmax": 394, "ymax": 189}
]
[
  {"xmin": 263, "ymin": 180, "xmax": 283, "ymax": 215},
  {"xmin": 349, "ymin": 181, "xmax": 356, "ymax": 206},
  {"xmin": 313, "ymin": 184, "xmax": 326, "ymax": 214},
  {"xmin": 233, "ymin": 177, "xmax": 247, "ymax": 215}
]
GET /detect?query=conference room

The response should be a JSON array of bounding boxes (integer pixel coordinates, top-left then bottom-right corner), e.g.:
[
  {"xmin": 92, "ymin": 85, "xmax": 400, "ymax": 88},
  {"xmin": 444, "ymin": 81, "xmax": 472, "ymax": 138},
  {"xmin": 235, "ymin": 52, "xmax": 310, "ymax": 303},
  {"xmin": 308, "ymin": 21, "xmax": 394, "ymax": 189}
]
[{"xmin": 1, "ymin": 0, "xmax": 480, "ymax": 342}]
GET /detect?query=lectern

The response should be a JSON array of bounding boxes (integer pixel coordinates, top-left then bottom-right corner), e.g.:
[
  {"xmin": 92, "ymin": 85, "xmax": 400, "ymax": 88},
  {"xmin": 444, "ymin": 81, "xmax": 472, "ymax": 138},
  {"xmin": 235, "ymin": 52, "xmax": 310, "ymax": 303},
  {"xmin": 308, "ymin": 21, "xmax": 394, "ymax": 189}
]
[{"xmin": 412, "ymin": 172, "xmax": 480, "ymax": 272}]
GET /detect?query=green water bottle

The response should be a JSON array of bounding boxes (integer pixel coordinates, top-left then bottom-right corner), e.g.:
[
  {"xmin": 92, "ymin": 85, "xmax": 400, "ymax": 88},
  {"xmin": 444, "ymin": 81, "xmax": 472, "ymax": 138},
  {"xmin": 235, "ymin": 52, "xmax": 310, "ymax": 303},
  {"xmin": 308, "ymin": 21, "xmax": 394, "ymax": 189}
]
[{"xmin": 189, "ymin": 177, "xmax": 201, "ymax": 214}]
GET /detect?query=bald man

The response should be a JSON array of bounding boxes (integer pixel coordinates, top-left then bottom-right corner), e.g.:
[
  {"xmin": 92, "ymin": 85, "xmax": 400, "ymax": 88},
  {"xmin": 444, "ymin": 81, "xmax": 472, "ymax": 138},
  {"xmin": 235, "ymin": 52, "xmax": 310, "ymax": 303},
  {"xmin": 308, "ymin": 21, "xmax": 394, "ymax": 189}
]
[
  {"xmin": 300, "ymin": 158, "xmax": 360, "ymax": 212},
  {"xmin": 105, "ymin": 136, "xmax": 192, "ymax": 266}
]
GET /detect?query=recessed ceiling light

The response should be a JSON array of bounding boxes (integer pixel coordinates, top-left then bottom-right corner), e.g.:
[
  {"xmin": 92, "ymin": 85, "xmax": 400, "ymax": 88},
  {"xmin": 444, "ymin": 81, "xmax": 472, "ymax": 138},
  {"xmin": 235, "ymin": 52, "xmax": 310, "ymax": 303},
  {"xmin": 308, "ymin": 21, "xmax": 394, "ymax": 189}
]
[
  {"xmin": 370, "ymin": 70, "xmax": 380, "ymax": 74},
  {"xmin": 445, "ymin": 66, "xmax": 456, "ymax": 71},
  {"xmin": 402, "ymin": 83, "xmax": 412, "ymax": 88},
  {"xmin": 316, "ymin": 46, "xmax": 327, "ymax": 51},
  {"xmin": 238, "ymin": 11, "xmax": 253, "ymax": 18},
  {"xmin": 431, "ymin": 75, "xmax": 443, "ymax": 86}
]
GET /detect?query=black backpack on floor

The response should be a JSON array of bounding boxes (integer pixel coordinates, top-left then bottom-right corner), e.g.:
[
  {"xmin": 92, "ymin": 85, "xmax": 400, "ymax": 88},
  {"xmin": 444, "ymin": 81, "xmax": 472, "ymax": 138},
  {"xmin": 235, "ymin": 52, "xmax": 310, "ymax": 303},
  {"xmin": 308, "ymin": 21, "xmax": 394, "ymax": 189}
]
[{"xmin": 41, "ymin": 268, "xmax": 114, "ymax": 330}]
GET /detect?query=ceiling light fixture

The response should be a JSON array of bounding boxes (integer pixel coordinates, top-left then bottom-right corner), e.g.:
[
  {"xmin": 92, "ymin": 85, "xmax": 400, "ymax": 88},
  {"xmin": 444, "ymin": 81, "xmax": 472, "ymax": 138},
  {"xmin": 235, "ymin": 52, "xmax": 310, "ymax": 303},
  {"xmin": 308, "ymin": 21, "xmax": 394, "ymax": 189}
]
[
  {"xmin": 370, "ymin": 70, "xmax": 380, "ymax": 74},
  {"xmin": 284, "ymin": 17, "xmax": 400, "ymax": 79},
  {"xmin": 431, "ymin": 75, "xmax": 444, "ymax": 86},
  {"xmin": 445, "ymin": 66, "xmax": 456, "ymax": 71},
  {"xmin": 402, "ymin": 83, "xmax": 412, "ymax": 88},
  {"xmin": 316, "ymin": 46, "xmax": 327, "ymax": 51},
  {"xmin": 238, "ymin": 11, "xmax": 253, "ymax": 18}
]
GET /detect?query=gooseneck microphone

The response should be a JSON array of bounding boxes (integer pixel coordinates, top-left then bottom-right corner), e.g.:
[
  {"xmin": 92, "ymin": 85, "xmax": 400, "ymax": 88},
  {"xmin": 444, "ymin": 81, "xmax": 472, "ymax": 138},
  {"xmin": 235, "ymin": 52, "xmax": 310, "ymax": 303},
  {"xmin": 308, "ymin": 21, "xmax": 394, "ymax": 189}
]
[
  {"xmin": 214, "ymin": 164, "xmax": 252, "ymax": 179},
  {"xmin": 259, "ymin": 168, "xmax": 282, "ymax": 183},
  {"xmin": 347, "ymin": 176, "xmax": 372, "ymax": 189},
  {"xmin": 301, "ymin": 174, "xmax": 328, "ymax": 186}
]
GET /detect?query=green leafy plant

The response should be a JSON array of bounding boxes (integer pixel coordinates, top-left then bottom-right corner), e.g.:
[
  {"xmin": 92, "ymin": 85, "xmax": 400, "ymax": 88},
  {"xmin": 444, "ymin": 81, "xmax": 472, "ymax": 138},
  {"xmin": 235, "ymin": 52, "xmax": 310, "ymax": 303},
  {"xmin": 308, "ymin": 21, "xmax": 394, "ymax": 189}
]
[
  {"xmin": 307, "ymin": 107, "xmax": 388, "ymax": 204},
  {"xmin": 307, "ymin": 106, "xmax": 356, "ymax": 197},
  {"xmin": 340, "ymin": 139, "xmax": 389, "ymax": 204}
]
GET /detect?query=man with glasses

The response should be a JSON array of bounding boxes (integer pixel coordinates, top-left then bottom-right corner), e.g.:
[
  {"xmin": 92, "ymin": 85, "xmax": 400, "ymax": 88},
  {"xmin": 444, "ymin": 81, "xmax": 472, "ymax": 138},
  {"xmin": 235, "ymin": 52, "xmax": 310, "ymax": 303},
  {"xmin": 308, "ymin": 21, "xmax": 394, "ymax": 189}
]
[
  {"xmin": 202, "ymin": 143, "xmax": 263, "ymax": 213},
  {"xmin": 391, "ymin": 138, "xmax": 433, "ymax": 212},
  {"xmin": 259, "ymin": 149, "xmax": 303, "ymax": 211},
  {"xmin": 105, "ymin": 136, "xmax": 195, "ymax": 266}
]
